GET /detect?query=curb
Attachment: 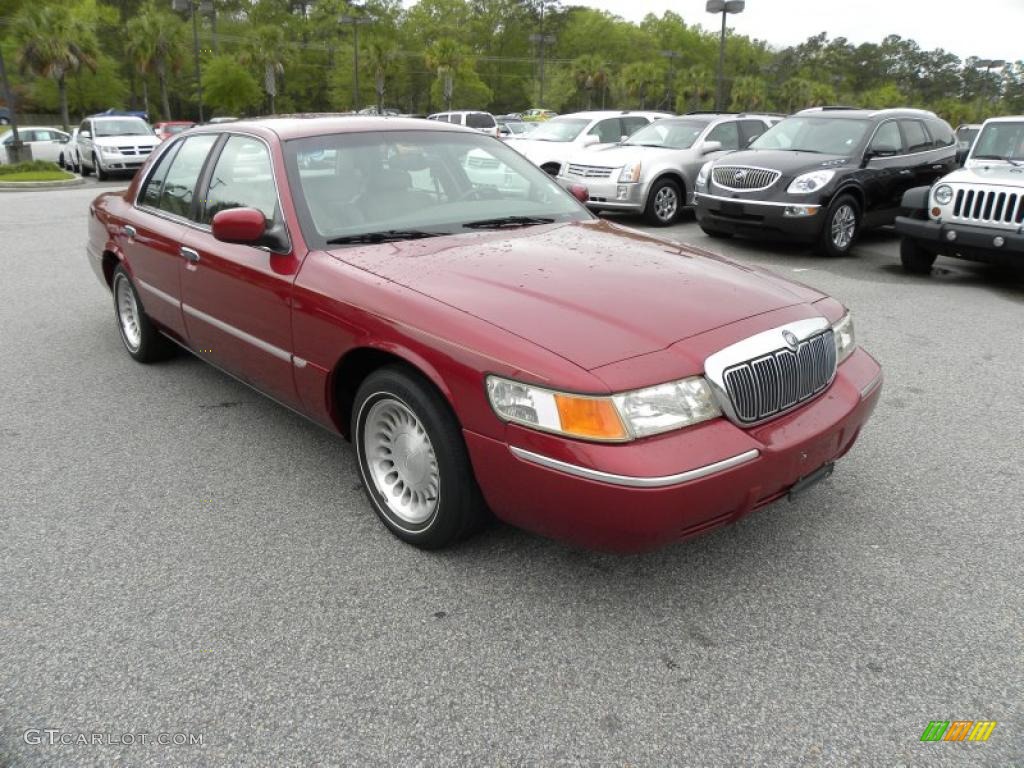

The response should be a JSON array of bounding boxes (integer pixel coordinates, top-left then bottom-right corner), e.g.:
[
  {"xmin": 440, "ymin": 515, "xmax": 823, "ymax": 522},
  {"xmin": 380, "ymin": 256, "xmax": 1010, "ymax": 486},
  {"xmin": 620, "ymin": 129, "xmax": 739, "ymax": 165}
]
[{"xmin": 0, "ymin": 175, "xmax": 85, "ymax": 191}]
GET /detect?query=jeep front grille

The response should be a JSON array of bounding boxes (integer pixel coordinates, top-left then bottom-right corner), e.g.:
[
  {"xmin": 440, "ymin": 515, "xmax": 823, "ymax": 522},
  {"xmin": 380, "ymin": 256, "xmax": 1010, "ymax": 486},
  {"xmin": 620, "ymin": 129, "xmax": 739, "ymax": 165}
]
[
  {"xmin": 712, "ymin": 166, "xmax": 781, "ymax": 191},
  {"xmin": 952, "ymin": 187, "xmax": 1024, "ymax": 226},
  {"xmin": 565, "ymin": 163, "xmax": 614, "ymax": 179},
  {"xmin": 723, "ymin": 330, "xmax": 836, "ymax": 423}
]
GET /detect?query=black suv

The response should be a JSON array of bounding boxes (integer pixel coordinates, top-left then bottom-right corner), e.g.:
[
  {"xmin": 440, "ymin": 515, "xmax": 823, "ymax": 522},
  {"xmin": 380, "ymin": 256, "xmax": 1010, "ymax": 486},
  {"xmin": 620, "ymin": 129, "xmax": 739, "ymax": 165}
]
[{"xmin": 693, "ymin": 107, "xmax": 958, "ymax": 256}]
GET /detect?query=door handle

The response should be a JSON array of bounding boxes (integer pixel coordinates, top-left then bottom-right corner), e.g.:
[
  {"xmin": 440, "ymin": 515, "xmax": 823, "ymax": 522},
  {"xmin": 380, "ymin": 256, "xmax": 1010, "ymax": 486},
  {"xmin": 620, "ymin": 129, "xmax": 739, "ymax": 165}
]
[
  {"xmin": 122, "ymin": 225, "xmax": 136, "ymax": 239},
  {"xmin": 179, "ymin": 246, "xmax": 200, "ymax": 263}
]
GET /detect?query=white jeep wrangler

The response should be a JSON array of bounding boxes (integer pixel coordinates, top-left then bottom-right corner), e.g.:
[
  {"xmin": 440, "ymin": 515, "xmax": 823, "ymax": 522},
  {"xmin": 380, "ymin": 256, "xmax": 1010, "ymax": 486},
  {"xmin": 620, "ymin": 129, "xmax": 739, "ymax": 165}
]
[{"xmin": 896, "ymin": 116, "xmax": 1024, "ymax": 274}]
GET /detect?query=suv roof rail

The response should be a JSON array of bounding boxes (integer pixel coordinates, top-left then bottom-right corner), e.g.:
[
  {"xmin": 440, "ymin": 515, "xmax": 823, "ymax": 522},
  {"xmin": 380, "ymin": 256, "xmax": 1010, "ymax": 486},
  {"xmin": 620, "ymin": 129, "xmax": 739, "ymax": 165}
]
[
  {"xmin": 685, "ymin": 110, "xmax": 732, "ymax": 115},
  {"xmin": 868, "ymin": 107, "xmax": 937, "ymax": 117}
]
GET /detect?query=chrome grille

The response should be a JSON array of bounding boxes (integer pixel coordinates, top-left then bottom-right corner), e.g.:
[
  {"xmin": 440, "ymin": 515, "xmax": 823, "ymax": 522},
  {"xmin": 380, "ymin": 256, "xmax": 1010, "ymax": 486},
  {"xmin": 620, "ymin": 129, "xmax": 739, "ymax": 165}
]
[
  {"xmin": 712, "ymin": 166, "xmax": 781, "ymax": 191},
  {"xmin": 565, "ymin": 163, "xmax": 614, "ymax": 179},
  {"xmin": 951, "ymin": 186, "xmax": 1024, "ymax": 226},
  {"xmin": 723, "ymin": 330, "xmax": 836, "ymax": 423},
  {"xmin": 115, "ymin": 145, "xmax": 154, "ymax": 156}
]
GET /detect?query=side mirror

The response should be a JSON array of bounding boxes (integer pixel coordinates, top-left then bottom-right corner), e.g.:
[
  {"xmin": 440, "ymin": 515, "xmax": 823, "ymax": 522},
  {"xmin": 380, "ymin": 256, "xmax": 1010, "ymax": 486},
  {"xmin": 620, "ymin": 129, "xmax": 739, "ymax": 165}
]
[
  {"xmin": 580, "ymin": 134, "xmax": 600, "ymax": 147},
  {"xmin": 701, "ymin": 140, "xmax": 723, "ymax": 155},
  {"xmin": 212, "ymin": 207, "xmax": 266, "ymax": 245},
  {"xmin": 568, "ymin": 183, "xmax": 589, "ymax": 203}
]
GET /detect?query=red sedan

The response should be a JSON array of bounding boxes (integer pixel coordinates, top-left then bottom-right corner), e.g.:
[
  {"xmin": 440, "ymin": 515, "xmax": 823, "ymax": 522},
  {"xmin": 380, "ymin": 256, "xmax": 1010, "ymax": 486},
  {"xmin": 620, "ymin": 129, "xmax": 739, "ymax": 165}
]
[{"xmin": 86, "ymin": 117, "xmax": 882, "ymax": 552}]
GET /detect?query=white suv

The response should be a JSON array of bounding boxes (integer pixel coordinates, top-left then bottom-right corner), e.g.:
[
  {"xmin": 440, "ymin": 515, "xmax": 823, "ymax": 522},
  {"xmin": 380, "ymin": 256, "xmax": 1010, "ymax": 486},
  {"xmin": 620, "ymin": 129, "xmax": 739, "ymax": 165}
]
[
  {"xmin": 75, "ymin": 116, "xmax": 160, "ymax": 180},
  {"xmin": 427, "ymin": 111, "xmax": 499, "ymax": 139},
  {"xmin": 505, "ymin": 110, "xmax": 668, "ymax": 176}
]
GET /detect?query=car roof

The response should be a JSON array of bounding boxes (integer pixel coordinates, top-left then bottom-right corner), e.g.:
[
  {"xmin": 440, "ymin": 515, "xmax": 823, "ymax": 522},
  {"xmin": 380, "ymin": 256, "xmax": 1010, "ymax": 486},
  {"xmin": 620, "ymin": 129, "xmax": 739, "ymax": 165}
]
[
  {"xmin": 188, "ymin": 115, "xmax": 473, "ymax": 141},
  {"xmin": 3, "ymin": 125, "xmax": 66, "ymax": 131},
  {"xmin": 795, "ymin": 106, "xmax": 940, "ymax": 120}
]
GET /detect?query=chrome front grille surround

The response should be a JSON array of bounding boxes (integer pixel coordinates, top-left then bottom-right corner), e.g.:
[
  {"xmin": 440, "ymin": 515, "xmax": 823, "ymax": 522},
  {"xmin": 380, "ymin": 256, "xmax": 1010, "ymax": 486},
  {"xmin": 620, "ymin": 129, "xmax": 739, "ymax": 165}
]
[
  {"xmin": 704, "ymin": 318, "xmax": 837, "ymax": 426},
  {"xmin": 950, "ymin": 186, "xmax": 1024, "ymax": 227},
  {"xmin": 712, "ymin": 166, "xmax": 781, "ymax": 192},
  {"xmin": 565, "ymin": 164, "xmax": 615, "ymax": 179}
]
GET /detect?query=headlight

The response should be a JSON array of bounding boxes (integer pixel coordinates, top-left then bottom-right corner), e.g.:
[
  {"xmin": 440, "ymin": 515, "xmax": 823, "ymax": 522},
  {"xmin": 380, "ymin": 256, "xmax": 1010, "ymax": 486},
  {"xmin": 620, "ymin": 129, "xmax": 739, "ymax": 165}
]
[
  {"xmin": 832, "ymin": 312, "xmax": 856, "ymax": 364},
  {"xmin": 696, "ymin": 160, "xmax": 713, "ymax": 189},
  {"xmin": 99, "ymin": 146, "xmax": 120, "ymax": 156},
  {"xmin": 618, "ymin": 162, "xmax": 641, "ymax": 183},
  {"xmin": 933, "ymin": 184, "xmax": 953, "ymax": 205},
  {"xmin": 787, "ymin": 170, "xmax": 835, "ymax": 194},
  {"xmin": 486, "ymin": 375, "xmax": 721, "ymax": 442}
]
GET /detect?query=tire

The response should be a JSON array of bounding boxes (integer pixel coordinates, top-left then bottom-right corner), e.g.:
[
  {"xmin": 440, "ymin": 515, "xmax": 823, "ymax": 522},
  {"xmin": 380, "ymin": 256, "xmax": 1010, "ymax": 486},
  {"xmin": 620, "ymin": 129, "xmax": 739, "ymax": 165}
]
[
  {"xmin": 900, "ymin": 237, "xmax": 936, "ymax": 275},
  {"xmin": 353, "ymin": 366, "xmax": 487, "ymax": 549},
  {"xmin": 111, "ymin": 266, "xmax": 175, "ymax": 363},
  {"xmin": 699, "ymin": 224, "xmax": 733, "ymax": 239},
  {"xmin": 816, "ymin": 193, "xmax": 861, "ymax": 257},
  {"xmin": 79, "ymin": 152, "xmax": 91, "ymax": 176},
  {"xmin": 94, "ymin": 154, "xmax": 108, "ymax": 181},
  {"xmin": 644, "ymin": 178, "xmax": 682, "ymax": 226}
]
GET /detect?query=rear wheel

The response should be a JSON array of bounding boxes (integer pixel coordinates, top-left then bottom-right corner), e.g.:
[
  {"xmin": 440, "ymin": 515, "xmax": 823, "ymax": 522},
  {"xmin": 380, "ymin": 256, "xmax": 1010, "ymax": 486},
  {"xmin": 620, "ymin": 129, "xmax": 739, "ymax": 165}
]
[
  {"xmin": 353, "ymin": 366, "xmax": 487, "ymax": 549},
  {"xmin": 111, "ymin": 266, "xmax": 175, "ymax": 363},
  {"xmin": 900, "ymin": 238, "xmax": 937, "ymax": 275},
  {"xmin": 644, "ymin": 178, "xmax": 682, "ymax": 226},
  {"xmin": 816, "ymin": 194, "xmax": 860, "ymax": 257}
]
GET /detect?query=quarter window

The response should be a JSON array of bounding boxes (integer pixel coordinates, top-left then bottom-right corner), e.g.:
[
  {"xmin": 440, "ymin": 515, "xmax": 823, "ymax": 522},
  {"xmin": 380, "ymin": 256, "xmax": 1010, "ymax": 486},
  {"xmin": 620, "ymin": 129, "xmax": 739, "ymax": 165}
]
[
  {"xmin": 155, "ymin": 134, "xmax": 218, "ymax": 219},
  {"xmin": 202, "ymin": 135, "xmax": 278, "ymax": 223},
  {"xmin": 705, "ymin": 121, "xmax": 740, "ymax": 151},
  {"xmin": 900, "ymin": 120, "xmax": 931, "ymax": 153}
]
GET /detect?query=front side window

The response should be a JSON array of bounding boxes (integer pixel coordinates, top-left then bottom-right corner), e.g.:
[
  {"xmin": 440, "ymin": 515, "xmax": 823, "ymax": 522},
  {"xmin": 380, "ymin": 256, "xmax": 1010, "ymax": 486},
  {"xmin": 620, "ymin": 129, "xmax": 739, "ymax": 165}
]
[
  {"xmin": 202, "ymin": 136, "xmax": 278, "ymax": 223},
  {"xmin": 753, "ymin": 117, "xmax": 872, "ymax": 155},
  {"xmin": 155, "ymin": 134, "xmax": 218, "ymax": 219},
  {"xmin": 705, "ymin": 121, "xmax": 740, "ymax": 151},
  {"xmin": 138, "ymin": 141, "xmax": 182, "ymax": 208},
  {"xmin": 285, "ymin": 130, "xmax": 590, "ymax": 247}
]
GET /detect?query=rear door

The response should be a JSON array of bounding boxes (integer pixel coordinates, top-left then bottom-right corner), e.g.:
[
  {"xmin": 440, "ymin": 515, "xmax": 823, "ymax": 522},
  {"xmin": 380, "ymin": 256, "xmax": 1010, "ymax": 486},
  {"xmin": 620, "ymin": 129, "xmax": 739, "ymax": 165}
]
[
  {"xmin": 179, "ymin": 133, "xmax": 302, "ymax": 408},
  {"xmin": 899, "ymin": 118, "xmax": 944, "ymax": 193},
  {"xmin": 123, "ymin": 134, "xmax": 219, "ymax": 340}
]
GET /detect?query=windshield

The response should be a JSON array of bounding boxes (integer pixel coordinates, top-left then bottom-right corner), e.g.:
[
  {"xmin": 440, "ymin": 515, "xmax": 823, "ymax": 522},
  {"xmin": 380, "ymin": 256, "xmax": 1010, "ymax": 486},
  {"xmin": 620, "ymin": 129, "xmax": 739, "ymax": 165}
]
[
  {"xmin": 94, "ymin": 118, "xmax": 152, "ymax": 137},
  {"xmin": 286, "ymin": 130, "xmax": 590, "ymax": 247},
  {"xmin": 971, "ymin": 122, "xmax": 1024, "ymax": 161},
  {"xmin": 751, "ymin": 117, "xmax": 871, "ymax": 154},
  {"xmin": 625, "ymin": 119, "xmax": 707, "ymax": 149},
  {"xmin": 527, "ymin": 118, "xmax": 589, "ymax": 142}
]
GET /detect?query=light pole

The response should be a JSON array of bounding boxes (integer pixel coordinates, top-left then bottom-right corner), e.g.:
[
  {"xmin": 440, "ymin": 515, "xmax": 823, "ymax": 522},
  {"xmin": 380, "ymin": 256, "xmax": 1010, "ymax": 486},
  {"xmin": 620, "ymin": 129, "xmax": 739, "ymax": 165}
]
[
  {"xmin": 529, "ymin": 33, "xmax": 555, "ymax": 107},
  {"xmin": 975, "ymin": 58, "xmax": 1006, "ymax": 103},
  {"xmin": 339, "ymin": 11, "xmax": 372, "ymax": 111},
  {"xmin": 706, "ymin": 0, "xmax": 744, "ymax": 112},
  {"xmin": 173, "ymin": 0, "xmax": 212, "ymax": 122},
  {"xmin": 660, "ymin": 50, "xmax": 681, "ymax": 111},
  {"xmin": 0, "ymin": 45, "xmax": 29, "ymax": 162}
]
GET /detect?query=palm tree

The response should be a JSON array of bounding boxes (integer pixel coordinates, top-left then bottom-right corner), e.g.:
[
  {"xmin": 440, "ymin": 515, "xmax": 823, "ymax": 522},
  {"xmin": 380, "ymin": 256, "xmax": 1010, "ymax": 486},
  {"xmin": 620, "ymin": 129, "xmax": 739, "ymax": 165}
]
[
  {"xmin": 622, "ymin": 61, "xmax": 661, "ymax": 109},
  {"xmin": 242, "ymin": 26, "xmax": 288, "ymax": 114},
  {"xmin": 13, "ymin": 4, "xmax": 99, "ymax": 130},
  {"xmin": 124, "ymin": 2, "xmax": 186, "ymax": 121},
  {"xmin": 572, "ymin": 55, "xmax": 609, "ymax": 110},
  {"xmin": 676, "ymin": 65, "xmax": 713, "ymax": 113},
  {"xmin": 365, "ymin": 40, "xmax": 396, "ymax": 115},
  {"xmin": 425, "ymin": 38, "xmax": 463, "ymax": 112},
  {"xmin": 729, "ymin": 75, "xmax": 766, "ymax": 111}
]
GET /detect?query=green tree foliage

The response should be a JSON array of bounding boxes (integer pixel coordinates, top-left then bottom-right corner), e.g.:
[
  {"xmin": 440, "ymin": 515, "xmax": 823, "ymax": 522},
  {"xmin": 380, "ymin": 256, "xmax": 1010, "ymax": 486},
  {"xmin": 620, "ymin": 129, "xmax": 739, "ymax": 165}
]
[
  {"xmin": 124, "ymin": 1, "xmax": 187, "ymax": 121},
  {"xmin": 240, "ymin": 26, "xmax": 289, "ymax": 113},
  {"xmin": 621, "ymin": 61, "xmax": 662, "ymax": 110},
  {"xmin": 201, "ymin": 55, "xmax": 262, "ymax": 115}
]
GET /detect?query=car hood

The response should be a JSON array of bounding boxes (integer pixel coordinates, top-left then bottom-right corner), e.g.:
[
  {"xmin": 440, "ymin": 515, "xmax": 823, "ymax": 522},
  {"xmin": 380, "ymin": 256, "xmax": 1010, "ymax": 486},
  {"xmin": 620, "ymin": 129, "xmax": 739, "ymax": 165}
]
[
  {"xmin": 947, "ymin": 163, "xmax": 1024, "ymax": 184},
  {"xmin": 328, "ymin": 220, "xmax": 824, "ymax": 370},
  {"xmin": 714, "ymin": 149, "xmax": 852, "ymax": 176}
]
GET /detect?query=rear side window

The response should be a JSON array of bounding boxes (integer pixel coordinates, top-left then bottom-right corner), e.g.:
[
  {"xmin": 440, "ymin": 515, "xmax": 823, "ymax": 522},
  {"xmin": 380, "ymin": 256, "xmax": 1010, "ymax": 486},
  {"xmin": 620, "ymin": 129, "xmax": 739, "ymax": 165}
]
[
  {"xmin": 869, "ymin": 121, "xmax": 902, "ymax": 155},
  {"xmin": 201, "ymin": 136, "xmax": 278, "ymax": 223},
  {"xmin": 706, "ymin": 121, "xmax": 740, "ymax": 151},
  {"xmin": 466, "ymin": 113, "xmax": 495, "ymax": 129},
  {"xmin": 138, "ymin": 140, "xmax": 183, "ymax": 209},
  {"xmin": 155, "ymin": 134, "xmax": 218, "ymax": 219},
  {"xmin": 900, "ymin": 120, "xmax": 931, "ymax": 153}
]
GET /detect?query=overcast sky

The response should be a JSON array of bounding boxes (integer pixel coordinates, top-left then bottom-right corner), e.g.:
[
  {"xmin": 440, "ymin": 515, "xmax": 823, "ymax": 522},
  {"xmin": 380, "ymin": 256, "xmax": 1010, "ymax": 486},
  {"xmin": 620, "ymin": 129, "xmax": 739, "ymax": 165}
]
[{"xmin": 580, "ymin": 0, "xmax": 1024, "ymax": 62}]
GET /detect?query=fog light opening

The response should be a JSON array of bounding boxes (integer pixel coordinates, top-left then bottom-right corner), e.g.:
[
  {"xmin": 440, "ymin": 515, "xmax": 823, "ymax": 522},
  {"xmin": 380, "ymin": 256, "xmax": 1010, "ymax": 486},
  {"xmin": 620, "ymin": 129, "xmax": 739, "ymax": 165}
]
[
  {"xmin": 993, "ymin": 236, "xmax": 1005, "ymax": 248},
  {"xmin": 946, "ymin": 230, "xmax": 957, "ymax": 242},
  {"xmin": 784, "ymin": 205, "xmax": 818, "ymax": 217}
]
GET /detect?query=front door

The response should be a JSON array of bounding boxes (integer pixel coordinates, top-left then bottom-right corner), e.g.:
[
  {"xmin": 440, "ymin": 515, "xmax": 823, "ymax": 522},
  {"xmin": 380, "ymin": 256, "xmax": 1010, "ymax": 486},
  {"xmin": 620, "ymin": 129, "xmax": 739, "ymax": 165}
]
[{"xmin": 179, "ymin": 134, "xmax": 302, "ymax": 409}]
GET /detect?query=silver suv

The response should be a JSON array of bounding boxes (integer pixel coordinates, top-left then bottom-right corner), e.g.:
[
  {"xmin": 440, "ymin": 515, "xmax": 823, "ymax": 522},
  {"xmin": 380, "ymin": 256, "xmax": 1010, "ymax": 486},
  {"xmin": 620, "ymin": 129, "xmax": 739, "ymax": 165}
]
[{"xmin": 557, "ymin": 113, "xmax": 779, "ymax": 225}]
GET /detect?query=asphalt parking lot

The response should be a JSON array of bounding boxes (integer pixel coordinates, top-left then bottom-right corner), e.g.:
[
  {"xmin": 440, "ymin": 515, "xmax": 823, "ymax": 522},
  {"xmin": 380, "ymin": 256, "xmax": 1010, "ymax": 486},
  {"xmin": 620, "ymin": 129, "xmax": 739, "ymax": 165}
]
[{"xmin": 1, "ymin": 182, "xmax": 1022, "ymax": 767}]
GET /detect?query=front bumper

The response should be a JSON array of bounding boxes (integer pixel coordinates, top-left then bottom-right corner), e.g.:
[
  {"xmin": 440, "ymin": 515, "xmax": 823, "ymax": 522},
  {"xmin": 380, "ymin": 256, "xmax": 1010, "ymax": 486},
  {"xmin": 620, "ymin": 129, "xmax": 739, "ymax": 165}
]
[
  {"xmin": 465, "ymin": 347, "xmax": 882, "ymax": 552},
  {"xmin": 694, "ymin": 192, "xmax": 823, "ymax": 241},
  {"xmin": 895, "ymin": 216, "xmax": 1024, "ymax": 265},
  {"xmin": 557, "ymin": 176, "xmax": 646, "ymax": 212}
]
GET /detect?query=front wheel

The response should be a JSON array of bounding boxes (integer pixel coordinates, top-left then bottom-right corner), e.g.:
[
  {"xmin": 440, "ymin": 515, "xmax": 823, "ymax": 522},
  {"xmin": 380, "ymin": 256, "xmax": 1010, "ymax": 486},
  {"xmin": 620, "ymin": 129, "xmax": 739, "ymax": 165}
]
[
  {"xmin": 111, "ymin": 266, "xmax": 175, "ymax": 363},
  {"xmin": 94, "ymin": 154, "xmax": 108, "ymax": 181},
  {"xmin": 816, "ymin": 194, "xmax": 860, "ymax": 257},
  {"xmin": 644, "ymin": 178, "xmax": 682, "ymax": 226},
  {"xmin": 353, "ymin": 366, "xmax": 487, "ymax": 549},
  {"xmin": 79, "ymin": 153, "xmax": 91, "ymax": 176},
  {"xmin": 900, "ymin": 238, "xmax": 937, "ymax": 275}
]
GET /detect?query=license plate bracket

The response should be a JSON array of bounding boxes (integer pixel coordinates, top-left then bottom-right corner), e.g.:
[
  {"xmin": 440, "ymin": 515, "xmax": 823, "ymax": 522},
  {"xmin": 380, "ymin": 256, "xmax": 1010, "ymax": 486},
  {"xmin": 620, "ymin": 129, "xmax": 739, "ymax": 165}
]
[
  {"xmin": 788, "ymin": 462, "xmax": 835, "ymax": 501},
  {"xmin": 719, "ymin": 200, "xmax": 744, "ymax": 216}
]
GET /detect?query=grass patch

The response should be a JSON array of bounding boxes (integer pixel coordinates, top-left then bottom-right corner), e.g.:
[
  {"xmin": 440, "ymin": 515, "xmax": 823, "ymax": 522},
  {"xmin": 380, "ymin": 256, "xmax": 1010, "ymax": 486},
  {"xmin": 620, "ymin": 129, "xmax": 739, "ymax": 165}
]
[
  {"xmin": 0, "ymin": 159, "xmax": 66, "ymax": 176},
  {"xmin": 0, "ymin": 170, "xmax": 75, "ymax": 182}
]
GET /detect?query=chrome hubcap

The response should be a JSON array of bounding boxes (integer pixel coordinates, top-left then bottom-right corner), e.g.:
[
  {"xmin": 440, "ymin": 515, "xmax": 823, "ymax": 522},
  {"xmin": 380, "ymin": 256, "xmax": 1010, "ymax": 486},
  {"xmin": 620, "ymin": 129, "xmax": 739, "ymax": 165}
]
[
  {"xmin": 115, "ymin": 275, "xmax": 142, "ymax": 351},
  {"xmin": 831, "ymin": 204, "xmax": 856, "ymax": 249},
  {"xmin": 654, "ymin": 186, "xmax": 678, "ymax": 221},
  {"xmin": 362, "ymin": 398, "xmax": 439, "ymax": 525}
]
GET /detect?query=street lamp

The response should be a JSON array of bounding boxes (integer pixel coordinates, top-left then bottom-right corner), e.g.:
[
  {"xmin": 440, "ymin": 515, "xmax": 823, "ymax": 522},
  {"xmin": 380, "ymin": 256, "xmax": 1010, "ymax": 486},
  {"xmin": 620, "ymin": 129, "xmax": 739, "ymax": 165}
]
[
  {"xmin": 172, "ymin": 0, "xmax": 213, "ymax": 122},
  {"xmin": 975, "ymin": 58, "xmax": 1006, "ymax": 102},
  {"xmin": 706, "ymin": 0, "xmax": 744, "ymax": 112},
  {"xmin": 529, "ymin": 33, "xmax": 556, "ymax": 107},
  {"xmin": 660, "ymin": 50, "xmax": 681, "ymax": 111},
  {"xmin": 0, "ymin": 44, "xmax": 29, "ymax": 162},
  {"xmin": 339, "ymin": 10, "xmax": 373, "ymax": 112}
]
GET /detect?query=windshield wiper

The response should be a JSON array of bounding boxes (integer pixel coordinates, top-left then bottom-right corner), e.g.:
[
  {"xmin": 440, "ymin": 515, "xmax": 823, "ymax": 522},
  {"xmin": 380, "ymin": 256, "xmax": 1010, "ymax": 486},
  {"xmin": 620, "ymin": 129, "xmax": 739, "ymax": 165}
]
[
  {"xmin": 326, "ymin": 229, "xmax": 443, "ymax": 245},
  {"xmin": 462, "ymin": 216, "xmax": 555, "ymax": 230}
]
